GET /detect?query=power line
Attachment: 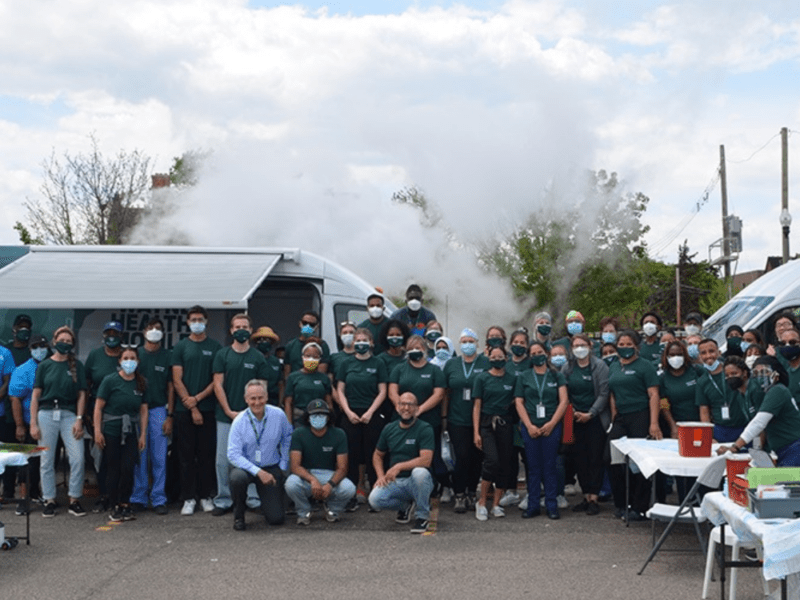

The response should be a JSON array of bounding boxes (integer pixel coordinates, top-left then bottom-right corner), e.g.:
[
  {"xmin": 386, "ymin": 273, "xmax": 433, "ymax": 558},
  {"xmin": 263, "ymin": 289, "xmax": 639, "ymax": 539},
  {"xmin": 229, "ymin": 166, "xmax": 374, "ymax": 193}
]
[{"xmin": 727, "ymin": 131, "xmax": 781, "ymax": 164}]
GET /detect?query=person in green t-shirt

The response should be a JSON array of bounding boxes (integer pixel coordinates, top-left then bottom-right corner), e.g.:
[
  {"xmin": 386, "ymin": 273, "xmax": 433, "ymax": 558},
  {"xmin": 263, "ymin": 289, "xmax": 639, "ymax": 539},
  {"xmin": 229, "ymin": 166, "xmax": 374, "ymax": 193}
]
[
  {"xmin": 171, "ymin": 305, "xmax": 221, "ymax": 516},
  {"xmin": 285, "ymin": 399, "xmax": 355, "ymax": 524},
  {"xmin": 94, "ymin": 347, "xmax": 149, "ymax": 522},
  {"xmin": 358, "ymin": 292, "xmax": 389, "ymax": 355},
  {"xmin": 718, "ymin": 355, "xmax": 800, "ymax": 466},
  {"xmin": 515, "ymin": 341, "xmax": 568, "ymax": 519},
  {"xmin": 329, "ymin": 321, "xmax": 357, "ymax": 410},
  {"xmin": 283, "ymin": 310, "xmax": 331, "ymax": 377},
  {"xmin": 284, "ymin": 341, "xmax": 333, "ymax": 426},
  {"xmin": 376, "ymin": 319, "xmax": 409, "ymax": 418},
  {"xmin": 472, "ymin": 346, "xmax": 516, "ymax": 520},
  {"xmin": 336, "ymin": 328, "xmax": 388, "ymax": 499},
  {"xmin": 696, "ymin": 338, "xmax": 748, "ymax": 442},
  {"xmin": 638, "ymin": 312, "xmax": 663, "ymax": 364},
  {"xmin": 251, "ymin": 326, "xmax": 283, "ymax": 406}
]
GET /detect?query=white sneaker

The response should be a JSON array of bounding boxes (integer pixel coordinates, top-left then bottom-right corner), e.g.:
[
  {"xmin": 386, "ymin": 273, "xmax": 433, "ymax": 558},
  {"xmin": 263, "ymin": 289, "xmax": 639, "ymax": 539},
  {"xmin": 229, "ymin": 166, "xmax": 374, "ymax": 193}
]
[
  {"xmin": 491, "ymin": 505, "xmax": 505, "ymax": 518},
  {"xmin": 564, "ymin": 484, "xmax": 577, "ymax": 496},
  {"xmin": 181, "ymin": 499, "xmax": 196, "ymax": 515},
  {"xmin": 557, "ymin": 495, "xmax": 569, "ymax": 509},
  {"xmin": 475, "ymin": 502, "xmax": 488, "ymax": 521},
  {"xmin": 200, "ymin": 498, "xmax": 214, "ymax": 512},
  {"xmin": 499, "ymin": 490, "xmax": 520, "ymax": 507},
  {"xmin": 540, "ymin": 496, "xmax": 546, "ymax": 508},
  {"xmin": 440, "ymin": 487, "xmax": 453, "ymax": 503},
  {"xmin": 518, "ymin": 496, "xmax": 528, "ymax": 511}
]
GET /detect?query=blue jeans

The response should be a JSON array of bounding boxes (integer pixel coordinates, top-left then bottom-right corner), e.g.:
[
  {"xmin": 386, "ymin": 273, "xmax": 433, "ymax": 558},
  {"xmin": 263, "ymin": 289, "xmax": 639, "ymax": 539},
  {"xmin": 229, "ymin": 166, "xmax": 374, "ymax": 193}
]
[
  {"xmin": 521, "ymin": 423, "xmax": 562, "ymax": 513},
  {"xmin": 285, "ymin": 470, "xmax": 356, "ymax": 515},
  {"xmin": 776, "ymin": 438, "xmax": 800, "ymax": 466},
  {"xmin": 368, "ymin": 467, "xmax": 433, "ymax": 519},
  {"xmin": 714, "ymin": 424, "xmax": 744, "ymax": 444},
  {"xmin": 130, "ymin": 406, "xmax": 168, "ymax": 507},
  {"xmin": 38, "ymin": 409, "xmax": 85, "ymax": 500},
  {"xmin": 214, "ymin": 421, "xmax": 259, "ymax": 509}
]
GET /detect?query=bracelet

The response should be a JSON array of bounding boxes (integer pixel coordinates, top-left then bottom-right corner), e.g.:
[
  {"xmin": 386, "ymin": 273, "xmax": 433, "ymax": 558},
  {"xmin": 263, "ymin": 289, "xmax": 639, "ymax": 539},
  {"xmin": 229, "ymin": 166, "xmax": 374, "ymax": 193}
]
[
  {"xmin": 76, "ymin": 416, "xmax": 83, "ymax": 420},
  {"xmin": 326, "ymin": 480, "xmax": 337, "ymax": 487}
]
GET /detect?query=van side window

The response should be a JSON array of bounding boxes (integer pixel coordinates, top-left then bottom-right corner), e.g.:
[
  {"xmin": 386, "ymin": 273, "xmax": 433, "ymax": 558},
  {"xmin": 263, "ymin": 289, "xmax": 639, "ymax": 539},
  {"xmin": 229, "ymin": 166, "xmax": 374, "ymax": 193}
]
[{"xmin": 335, "ymin": 303, "xmax": 368, "ymax": 329}]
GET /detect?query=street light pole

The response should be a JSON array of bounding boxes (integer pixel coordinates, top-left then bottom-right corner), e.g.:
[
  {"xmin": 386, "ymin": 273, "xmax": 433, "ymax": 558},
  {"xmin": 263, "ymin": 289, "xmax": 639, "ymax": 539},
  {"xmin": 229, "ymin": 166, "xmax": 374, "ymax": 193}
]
[{"xmin": 782, "ymin": 127, "xmax": 790, "ymax": 264}]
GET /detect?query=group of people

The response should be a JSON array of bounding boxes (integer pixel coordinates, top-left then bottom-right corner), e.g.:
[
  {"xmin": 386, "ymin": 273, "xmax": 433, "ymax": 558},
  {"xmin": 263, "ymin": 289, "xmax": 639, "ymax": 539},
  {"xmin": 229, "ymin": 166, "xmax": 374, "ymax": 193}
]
[{"xmin": 3, "ymin": 285, "xmax": 800, "ymax": 534}]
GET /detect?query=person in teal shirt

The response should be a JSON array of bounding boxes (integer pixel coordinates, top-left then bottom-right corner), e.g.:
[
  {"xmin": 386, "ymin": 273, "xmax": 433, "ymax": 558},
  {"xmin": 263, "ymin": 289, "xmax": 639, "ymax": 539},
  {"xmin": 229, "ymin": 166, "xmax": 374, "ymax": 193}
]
[
  {"xmin": 498, "ymin": 328, "xmax": 530, "ymax": 509},
  {"xmin": 284, "ymin": 341, "xmax": 333, "ymax": 427},
  {"xmin": 638, "ymin": 312, "xmax": 663, "ymax": 364},
  {"xmin": 376, "ymin": 319, "xmax": 409, "ymax": 420},
  {"xmin": 358, "ymin": 293, "xmax": 389, "ymax": 355},
  {"xmin": 696, "ymin": 338, "xmax": 748, "ymax": 442}
]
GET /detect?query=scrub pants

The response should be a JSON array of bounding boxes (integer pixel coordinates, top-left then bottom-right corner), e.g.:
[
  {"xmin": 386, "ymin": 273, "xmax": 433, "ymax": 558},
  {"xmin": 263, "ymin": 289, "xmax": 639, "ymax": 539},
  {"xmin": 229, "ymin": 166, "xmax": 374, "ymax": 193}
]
[
  {"xmin": 130, "ymin": 406, "xmax": 168, "ymax": 507},
  {"xmin": 521, "ymin": 423, "xmax": 562, "ymax": 513},
  {"xmin": 104, "ymin": 431, "xmax": 139, "ymax": 507},
  {"xmin": 368, "ymin": 467, "xmax": 433, "ymax": 520},
  {"xmin": 448, "ymin": 423, "xmax": 482, "ymax": 496},
  {"xmin": 713, "ymin": 424, "xmax": 744, "ymax": 444},
  {"xmin": 573, "ymin": 418, "xmax": 606, "ymax": 496},
  {"xmin": 175, "ymin": 410, "xmax": 216, "ymax": 501},
  {"xmin": 230, "ymin": 466, "xmax": 285, "ymax": 525},
  {"xmin": 285, "ymin": 470, "xmax": 356, "ymax": 516},
  {"xmin": 339, "ymin": 408, "xmax": 384, "ymax": 487},
  {"xmin": 38, "ymin": 409, "xmax": 84, "ymax": 500},
  {"xmin": 479, "ymin": 415, "xmax": 514, "ymax": 487}
]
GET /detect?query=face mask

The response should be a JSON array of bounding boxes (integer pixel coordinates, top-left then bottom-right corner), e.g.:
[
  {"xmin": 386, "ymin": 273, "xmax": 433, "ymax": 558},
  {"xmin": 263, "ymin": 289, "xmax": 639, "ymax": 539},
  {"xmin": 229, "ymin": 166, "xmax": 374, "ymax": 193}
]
[
  {"xmin": 354, "ymin": 342, "xmax": 371, "ymax": 355},
  {"xmin": 745, "ymin": 355, "xmax": 758, "ymax": 369},
  {"xmin": 642, "ymin": 323, "xmax": 658, "ymax": 337},
  {"xmin": 531, "ymin": 354, "xmax": 547, "ymax": 367},
  {"xmin": 550, "ymin": 355, "xmax": 567, "ymax": 368},
  {"xmin": 726, "ymin": 336, "xmax": 742, "ymax": 350},
  {"xmin": 31, "ymin": 347, "xmax": 48, "ymax": 362},
  {"xmin": 684, "ymin": 324, "xmax": 701, "ymax": 336},
  {"xmin": 573, "ymin": 346, "xmax": 590, "ymax": 360},
  {"xmin": 667, "ymin": 356, "xmax": 684, "ymax": 370},
  {"xmin": 567, "ymin": 322, "xmax": 583, "ymax": 335},
  {"xmin": 704, "ymin": 359, "xmax": 721, "ymax": 372},
  {"xmin": 425, "ymin": 330, "xmax": 442, "ymax": 342},
  {"xmin": 511, "ymin": 345, "xmax": 527, "ymax": 357},
  {"xmin": 55, "ymin": 341, "xmax": 73, "ymax": 355},
  {"xmin": 257, "ymin": 341, "xmax": 272, "ymax": 354},
  {"xmin": 309, "ymin": 414, "xmax": 328, "ymax": 430},
  {"xmin": 407, "ymin": 299, "xmax": 422, "ymax": 312},
  {"xmin": 300, "ymin": 324, "xmax": 316, "ymax": 336},
  {"xmin": 537, "ymin": 324, "xmax": 552, "ymax": 337},
  {"xmin": 407, "ymin": 350, "xmax": 425, "ymax": 362},
  {"xmin": 387, "ymin": 336, "xmax": 404, "ymax": 348},
  {"xmin": 487, "ymin": 338, "xmax": 504, "ymax": 349},
  {"xmin": 145, "ymin": 329, "xmax": 164, "ymax": 343},
  {"xmin": 726, "ymin": 376, "xmax": 744, "ymax": 391},
  {"xmin": 367, "ymin": 306, "xmax": 384, "ymax": 319},
  {"xmin": 460, "ymin": 342, "xmax": 477, "ymax": 357},
  {"xmin": 490, "ymin": 359, "xmax": 506, "ymax": 370},
  {"xmin": 120, "ymin": 359, "xmax": 138, "ymax": 375},
  {"xmin": 780, "ymin": 344, "xmax": 800, "ymax": 361},
  {"xmin": 435, "ymin": 348, "xmax": 451, "ymax": 362},
  {"xmin": 189, "ymin": 322, "xmax": 206, "ymax": 335},
  {"xmin": 341, "ymin": 333, "xmax": 354, "ymax": 347},
  {"xmin": 754, "ymin": 373, "xmax": 774, "ymax": 391},
  {"xmin": 15, "ymin": 328, "xmax": 31, "ymax": 342},
  {"xmin": 618, "ymin": 347, "xmax": 636, "ymax": 360},
  {"xmin": 232, "ymin": 329, "xmax": 251, "ymax": 344},
  {"xmin": 601, "ymin": 332, "xmax": 616, "ymax": 344},
  {"xmin": 303, "ymin": 358, "xmax": 320, "ymax": 372},
  {"xmin": 740, "ymin": 340, "xmax": 751, "ymax": 352},
  {"xmin": 687, "ymin": 344, "xmax": 700, "ymax": 359},
  {"xmin": 105, "ymin": 336, "xmax": 121, "ymax": 349},
  {"xmin": 603, "ymin": 354, "xmax": 618, "ymax": 366}
]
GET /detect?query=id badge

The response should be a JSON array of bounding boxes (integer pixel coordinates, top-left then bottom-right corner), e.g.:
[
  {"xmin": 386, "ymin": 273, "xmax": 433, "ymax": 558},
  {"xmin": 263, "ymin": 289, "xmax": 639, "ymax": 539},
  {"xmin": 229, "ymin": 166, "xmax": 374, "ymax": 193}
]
[
  {"xmin": 463, "ymin": 388, "xmax": 471, "ymax": 401},
  {"xmin": 255, "ymin": 450, "xmax": 262, "ymax": 465},
  {"xmin": 52, "ymin": 409, "xmax": 61, "ymax": 422},
  {"xmin": 536, "ymin": 404, "xmax": 545, "ymax": 420},
  {"xmin": 721, "ymin": 405, "xmax": 730, "ymax": 421}
]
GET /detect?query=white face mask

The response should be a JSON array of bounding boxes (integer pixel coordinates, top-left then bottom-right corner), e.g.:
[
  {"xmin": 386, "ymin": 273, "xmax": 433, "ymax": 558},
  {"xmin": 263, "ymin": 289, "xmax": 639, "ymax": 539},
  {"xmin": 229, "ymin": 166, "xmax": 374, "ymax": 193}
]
[
  {"xmin": 367, "ymin": 306, "xmax": 384, "ymax": 319},
  {"xmin": 407, "ymin": 299, "xmax": 422, "ymax": 312},
  {"xmin": 642, "ymin": 322, "xmax": 658, "ymax": 337},
  {"xmin": 341, "ymin": 333, "xmax": 354, "ymax": 347},
  {"xmin": 667, "ymin": 356, "xmax": 685, "ymax": 370},
  {"xmin": 684, "ymin": 324, "xmax": 701, "ymax": 336},
  {"xmin": 745, "ymin": 355, "xmax": 758, "ymax": 369},
  {"xmin": 145, "ymin": 329, "xmax": 164, "ymax": 343},
  {"xmin": 572, "ymin": 346, "xmax": 590, "ymax": 360}
]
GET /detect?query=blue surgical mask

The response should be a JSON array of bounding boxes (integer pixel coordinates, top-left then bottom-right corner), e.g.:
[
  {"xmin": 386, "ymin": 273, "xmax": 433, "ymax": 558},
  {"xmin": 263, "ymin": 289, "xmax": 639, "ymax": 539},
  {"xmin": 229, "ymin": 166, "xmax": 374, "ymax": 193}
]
[
  {"xmin": 189, "ymin": 322, "xmax": 206, "ymax": 335},
  {"xmin": 567, "ymin": 322, "xmax": 583, "ymax": 335},
  {"xmin": 301, "ymin": 324, "xmax": 315, "ymax": 336},
  {"xmin": 121, "ymin": 360, "xmax": 138, "ymax": 375},
  {"xmin": 435, "ymin": 348, "xmax": 451, "ymax": 362},
  {"xmin": 31, "ymin": 347, "xmax": 48, "ymax": 362},
  {"xmin": 460, "ymin": 342, "xmax": 477, "ymax": 357},
  {"xmin": 601, "ymin": 332, "xmax": 616, "ymax": 344},
  {"xmin": 740, "ymin": 340, "xmax": 751, "ymax": 353},
  {"xmin": 687, "ymin": 344, "xmax": 699, "ymax": 359},
  {"xmin": 309, "ymin": 414, "xmax": 328, "ymax": 430},
  {"xmin": 704, "ymin": 359, "xmax": 720, "ymax": 372},
  {"xmin": 550, "ymin": 355, "xmax": 567, "ymax": 367}
]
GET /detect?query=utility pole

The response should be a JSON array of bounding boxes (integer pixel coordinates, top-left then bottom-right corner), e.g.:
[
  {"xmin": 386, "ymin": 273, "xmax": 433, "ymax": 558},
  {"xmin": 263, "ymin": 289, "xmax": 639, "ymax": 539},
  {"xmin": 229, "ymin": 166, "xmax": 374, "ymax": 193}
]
[
  {"xmin": 781, "ymin": 127, "xmax": 791, "ymax": 264},
  {"xmin": 719, "ymin": 145, "xmax": 731, "ymax": 279}
]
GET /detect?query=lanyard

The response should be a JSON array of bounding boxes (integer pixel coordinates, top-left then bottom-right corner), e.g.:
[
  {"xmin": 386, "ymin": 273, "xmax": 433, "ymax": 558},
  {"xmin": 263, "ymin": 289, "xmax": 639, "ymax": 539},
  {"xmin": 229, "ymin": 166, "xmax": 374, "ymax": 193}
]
[
  {"xmin": 531, "ymin": 370, "xmax": 548, "ymax": 401},
  {"xmin": 247, "ymin": 410, "xmax": 267, "ymax": 445},
  {"xmin": 708, "ymin": 372, "xmax": 725, "ymax": 403},
  {"xmin": 462, "ymin": 357, "xmax": 477, "ymax": 381}
]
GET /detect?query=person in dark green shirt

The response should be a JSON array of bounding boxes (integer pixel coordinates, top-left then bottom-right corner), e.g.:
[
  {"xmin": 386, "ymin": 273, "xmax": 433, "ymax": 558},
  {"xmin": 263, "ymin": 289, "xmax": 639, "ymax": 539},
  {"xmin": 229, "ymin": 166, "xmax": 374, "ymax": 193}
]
[
  {"xmin": 336, "ymin": 328, "xmax": 388, "ymax": 495},
  {"xmin": 284, "ymin": 341, "xmax": 333, "ymax": 427},
  {"xmin": 283, "ymin": 310, "xmax": 331, "ymax": 377},
  {"xmin": 473, "ymin": 346, "xmax": 516, "ymax": 520},
  {"xmin": 329, "ymin": 321, "xmax": 357, "ymax": 410},
  {"xmin": 444, "ymin": 327, "xmax": 490, "ymax": 513},
  {"xmin": 638, "ymin": 312, "xmax": 663, "ymax": 364},
  {"xmin": 94, "ymin": 347, "xmax": 148, "ymax": 522},
  {"xmin": 377, "ymin": 319, "xmax": 409, "ymax": 418},
  {"xmin": 358, "ymin": 292, "xmax": 389, "ymax": 355},
  {"xmin": 171, "ymin": 305, "xmax": 221, "ymax": 515},
  {"xmin": 696, "ymin": 338, "xmax": 748, "ymax": 442},
  {"xmin": 251, "ymin": 326, "xmax": 283, "ymax": 406},
  {"xmin": 284, "ymin": 399, "xmax": 355, "ymax": 523}
]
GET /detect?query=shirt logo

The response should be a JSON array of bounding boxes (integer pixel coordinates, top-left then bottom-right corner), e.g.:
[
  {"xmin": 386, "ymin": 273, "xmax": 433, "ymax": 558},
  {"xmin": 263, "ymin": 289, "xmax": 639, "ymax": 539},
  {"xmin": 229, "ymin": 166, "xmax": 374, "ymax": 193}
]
[
  {"xmin": 322, "ymin": 446, "xmax": 333, "ymax": 452},
  {"xmin": 155, "ymin": 365, "xmax": 165, "ymax": 372},
  {"xmin": 421, "ymin": 374, "xmax": 431, "ymax": 379},
  {"xmin": 547, "ymin": 382, "xmax": 557, "ymax": 387},
  {"xmin": 202, "ymin": 350, "xmax": 213, "ymax": 356},
  {"xmin": 686, "ymin": 380, "xmax": 697, "ymax": 387},
  {"xmin": 582, "ymin": 375, "xmax": 592, "ymax": 381},
  {"xmin": 503, "ymin": 385, "xmax": 513, "ymax": 391},
  {"xmin": 243, "ymin": 363, "xmax": 254, "ymax": 369},
  {"xmin": 624, "ymin": 370, "xmax": 635, "ymax": 375},
  {"xmin": 405, "ymin": 439, "xmax": 417, "ymax": 444},
  {"xmin": 367, "ymin": 368, "xmax": 377, "ymax": 374}
]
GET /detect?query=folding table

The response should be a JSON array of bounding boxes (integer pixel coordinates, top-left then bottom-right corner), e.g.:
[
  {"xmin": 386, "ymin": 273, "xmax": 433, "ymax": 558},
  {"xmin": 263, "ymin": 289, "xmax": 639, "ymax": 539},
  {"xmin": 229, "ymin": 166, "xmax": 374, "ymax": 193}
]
[{"xmin": 0, "ymin": 445, "xmax": 44, "ymax": 547}]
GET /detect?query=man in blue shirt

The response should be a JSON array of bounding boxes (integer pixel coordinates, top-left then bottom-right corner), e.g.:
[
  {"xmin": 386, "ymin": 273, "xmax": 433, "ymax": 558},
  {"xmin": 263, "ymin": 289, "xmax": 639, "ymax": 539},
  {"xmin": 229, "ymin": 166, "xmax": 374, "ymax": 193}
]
[
  {"xmin": 227, "ymin": 378, "xmax": 293, "ymax": 531},
  {"xmin": 390, "ymin": 284, "xmax": 437, "ymax": 338}
]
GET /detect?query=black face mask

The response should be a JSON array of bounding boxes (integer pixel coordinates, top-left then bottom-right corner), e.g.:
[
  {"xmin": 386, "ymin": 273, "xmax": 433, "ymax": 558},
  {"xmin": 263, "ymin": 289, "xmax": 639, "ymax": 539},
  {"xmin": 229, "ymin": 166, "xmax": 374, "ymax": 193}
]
[
  {"xmin": 257, "ymin": 341, "xmax": 272, "ymax": 354},
  {"xmin": 15, "ymin": 328, "xmax": 31, "ymax": 342},
  {"xmin": 726, "ymin": 376, "xmax": 744, "ymax": 391},
  {"xmin": 779, "ymin": 344, "xmax": 800, "ymax": 362},
  {"xmin": 487, "ymin": 338, "xmax": 504, "ymax": 349}
]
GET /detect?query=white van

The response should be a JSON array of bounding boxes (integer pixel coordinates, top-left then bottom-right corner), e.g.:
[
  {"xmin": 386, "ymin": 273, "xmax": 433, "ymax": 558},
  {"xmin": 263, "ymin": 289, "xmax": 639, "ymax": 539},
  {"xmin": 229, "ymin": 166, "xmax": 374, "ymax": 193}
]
[
  {"xmin": 701, "ymin": 259, "xmax": 800, "ymax": 347},
  {"xmin": 0, "ymin": 245, "xmax": 395, "ymax": 359}
]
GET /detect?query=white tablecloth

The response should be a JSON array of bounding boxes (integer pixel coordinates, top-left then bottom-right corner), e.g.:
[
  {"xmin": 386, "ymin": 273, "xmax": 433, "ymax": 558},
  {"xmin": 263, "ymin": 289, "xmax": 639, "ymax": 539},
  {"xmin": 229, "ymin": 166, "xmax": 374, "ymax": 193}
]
[
  {"xmin": 610, "ymin": 437, "xmax": 722, "ymax": 479},
  {"xmin": 0, "ymin": 451, "xmax": 30, "ymax": 475}
]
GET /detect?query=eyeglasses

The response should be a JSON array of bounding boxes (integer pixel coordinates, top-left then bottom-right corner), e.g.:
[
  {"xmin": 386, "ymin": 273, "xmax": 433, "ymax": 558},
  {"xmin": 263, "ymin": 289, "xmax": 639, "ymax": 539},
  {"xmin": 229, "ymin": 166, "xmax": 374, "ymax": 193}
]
[
  {"xmin": 301, "ymin": 320, "xmax": 318, "ymax": 327},
  {"xmin": 121, "ymin": 343, "xmax": 139, "ymax": 349},
  {"xmin": 779, "ymin": 340, "xmax": 800, "ymax": 346},
  {"xmin": 30, "ymin": 344, "xmax": 48, "ymax": 350},
  {"xmin": 397, "ymin": 402, "xmax": 417, "ymax": 408},
  {"xmin": 339, "ymin": 320, "xmax": 357, "ymax": 328}
]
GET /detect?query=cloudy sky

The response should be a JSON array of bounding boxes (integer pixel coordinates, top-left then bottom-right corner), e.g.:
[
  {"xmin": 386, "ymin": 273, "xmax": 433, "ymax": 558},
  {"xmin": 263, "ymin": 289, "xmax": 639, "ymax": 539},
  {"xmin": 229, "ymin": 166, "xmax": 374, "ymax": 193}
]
[{"xmin": 1, "ymin": 0, "xmax": 799, "ymax": 322}]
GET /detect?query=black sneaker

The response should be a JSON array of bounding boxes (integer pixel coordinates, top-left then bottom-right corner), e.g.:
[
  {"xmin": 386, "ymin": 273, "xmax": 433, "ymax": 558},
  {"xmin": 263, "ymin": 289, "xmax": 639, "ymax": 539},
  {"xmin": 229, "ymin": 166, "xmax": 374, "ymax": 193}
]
[
  {"xmin": 586, "ymin": 501, "xmax": 600, "ymax": 516},
  {"xmin": 129, "ymin": 502, "xmax": 147, "ymax": 513},
  {"xmin": 153, "ymin": 504, "xmax": 169, "ymax": 516},
  {"xmin": 211, "ymin": 505, "xmax": 231, "ymax": 517},
  {"xmin": 92, "ymin": 497, "xmax": 109, "ymax": 514},
  {"xmin": 345, "ymin": 497, "xmax": 359, "ymax": 513},
  {"xmin": 68, "ymin": 501, "xmax": 87, "ymax": 517},
  {"xmin": 16, "ymin": 501, "xmax": 29, "ymax": 516},
  {"xmin": 572, "ymin": 499, "xmax": 590, "ymax": 513},
  {"xmin": 109, "ymin": 506, "xmax": 124, "ymax": 522},
  {"xmin": 42, "ymin": 501, "xmax": 56, "ymax": 518},
  {"xmin": 121, "ymin": 506, "xmax": 136, "ymax": 521},
  {"xmin": 396, "ymin": 501, "xmax": 415, "ymax": 524},
  {"xmin": 410, "ymin": 517, "xmax": 429, "ymax": 534}
]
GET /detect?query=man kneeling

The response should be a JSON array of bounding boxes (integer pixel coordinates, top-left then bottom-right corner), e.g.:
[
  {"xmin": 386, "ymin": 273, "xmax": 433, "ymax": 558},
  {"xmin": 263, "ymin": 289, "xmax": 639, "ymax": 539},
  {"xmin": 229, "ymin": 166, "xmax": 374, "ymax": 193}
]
[
  {"xmin": 285, "ymin": 399, "xmax": 355, "ymax": 525},
  {"xmin": 227, "ymin": 379, "xmax": 293, "ymax": 531},
  {"xmin": 368, "ymin": 392, "xmax": 434, "ymax": 534}
]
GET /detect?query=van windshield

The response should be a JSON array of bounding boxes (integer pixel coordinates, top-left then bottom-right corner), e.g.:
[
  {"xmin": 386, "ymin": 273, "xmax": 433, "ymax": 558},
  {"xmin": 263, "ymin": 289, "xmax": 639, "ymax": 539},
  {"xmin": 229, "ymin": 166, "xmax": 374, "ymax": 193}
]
[{"xmin": 702, "ymin": 296, "xmax": 774, "ymax": 344}]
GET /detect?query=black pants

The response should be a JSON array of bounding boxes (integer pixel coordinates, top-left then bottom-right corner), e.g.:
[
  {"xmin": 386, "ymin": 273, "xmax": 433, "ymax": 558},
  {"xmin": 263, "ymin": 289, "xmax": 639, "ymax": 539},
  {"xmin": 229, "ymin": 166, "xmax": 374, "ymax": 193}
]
[
  {"xmin": 339, "ymin": 408, "xmax": 385, "ymax": 488},
  {"xmin": 607, "ymin": 409, "xmax": 651, "ymax": 514},
  {"xmin": 479, "ymin": 415, "xmax": 514, "ymax": 487},
  {"xmin": 448, "ymin": 423, "xmax": 482, "ymax": 495},
  {"xmin": 573, "ymin": 418, "xmax": 606, "ymax": 495},
  {"xmin": 230, "ymin": 466, "xmax": 285, "ymax": 524},
  {"xmin": 175, "ymin": 411, "xmax": 216, "ymax": 501},
  {"xmin": 104, "ymin": 432, "xmax": 139, "ymax": 507}
]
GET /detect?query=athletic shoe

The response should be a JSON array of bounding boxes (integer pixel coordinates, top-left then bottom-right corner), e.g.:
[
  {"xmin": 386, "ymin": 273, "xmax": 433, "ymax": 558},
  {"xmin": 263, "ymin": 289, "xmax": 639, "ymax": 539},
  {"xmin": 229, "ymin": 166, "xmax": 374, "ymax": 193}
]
[
  {"xmin": 42, "ymin": 501, "xmax": 56, "ymax": 518},
  {"xmin": 557, "ymin": 495, "xmax": 569, "ymax": 509},
  {"xmin": 345, "ymin": 498, "xmax": 359, "ymax": 513},
  {"xmin": 518, "ymin": 496, "xmax": 529, "ymax": 511},
  {"xmin": 211, "ymin": 506, "xmax": 231, "ymax": 517},
  {"xmin": 396, "ymin": 501, "xmax": 415, "ymax": 524},
  {"xmin": 356, "ymin": 489, "xmax": 368, "ymax": 504},
  {"xmin": 16, "ymin": 501, "xmax": 29, "ymax": 516},
  {"xmin": 499, "ymin": 490, "xmax": 520, "ymax": 507},
  {"xmin": 325, "ymin": 509, "xmax": 340, "ymax": 523},
  {"xmin": 491, "ymin": 505, "xmax": 506, "ymax": 518},
  {"xmin": 109, "ymin": 506, "xmax": 124, "ymax": 522},
  {"xmin": 572, "ymin": 499, "xmax": 590, "ymax": 513},
  {"xmin": 564, "ymin": 484, "xmax": 578, "ymax": 496},
  {"xmin": 475, "ymin": 502, "xmax": 488, "ymax": 521},
  {"xmin": 623, "ymin": 510, "xmax": 646, "ymax": 522},
  {"xmin": 181, "ymin": 499, "xmax": 196, "ymax": 515},
  {"xmin": 92, "ymin": 497, "xmax": 109, "ymax": 514},
  {"xmin": 454, "ymin": 494, "xmax": 467, "ymax": 514},
  {"xmin": 68, "ymin": 501, "xmax": 87, "ymax": 517},
  {"xmin": 440, "ymin": 487, "xmax": 453, "ymax": 503},
  {"xmin": 200, "ymin": 498, "xmax": 214, "ymax": 512},
  {"xmin": 410, "ymin": 518, "xmax": 429, "ymax": 534},
  {"xmin": 129, "ymin": 502, "xmax": 147, "ymax": 513},
  {"xmin": 586, "ymin": 501, "xmax": 600, "ymax": 516},
  {"xmin": 296, "ymin": 513, "xmax": 311, "ymax": 526},
  {"xmin": 547, "ymin": 508, "xmax": 560, "ymax": 520},
  {"xmin": 233, "ymin": 519, "xmax": 246, "ymax": 531},
  {"xmin": 154, "ymin": 504, "xmax": 169, "ymax": 516},
  {"xmin": 121, "ymin": 506, "xmax": 136, "ymax": 521}
]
